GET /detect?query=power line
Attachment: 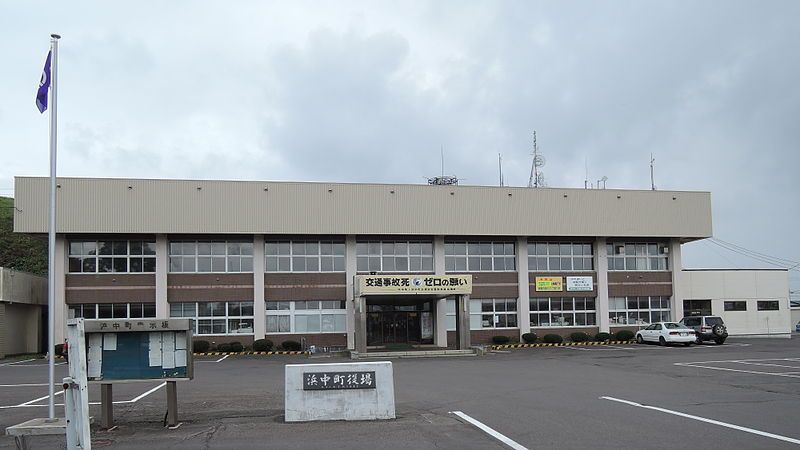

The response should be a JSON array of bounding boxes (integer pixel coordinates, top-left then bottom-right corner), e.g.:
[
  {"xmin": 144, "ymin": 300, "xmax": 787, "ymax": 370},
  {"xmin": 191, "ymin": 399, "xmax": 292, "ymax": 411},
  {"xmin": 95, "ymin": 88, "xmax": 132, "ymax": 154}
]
[
  {"xmin": 712, "ymin": 237, "xmax": 799, "ymax": 266},
  {"xmin": 706, "ymin": 238, "xmax": 800, "ymax": 272}
]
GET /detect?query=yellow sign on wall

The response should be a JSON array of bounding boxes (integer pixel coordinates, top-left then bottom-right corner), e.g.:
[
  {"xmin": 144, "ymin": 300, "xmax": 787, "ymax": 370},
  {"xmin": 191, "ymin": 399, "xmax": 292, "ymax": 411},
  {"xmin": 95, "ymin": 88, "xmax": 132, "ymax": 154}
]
[{"xmin": 535, "ymin": 276, "xmax": 563, "ymax": 292}]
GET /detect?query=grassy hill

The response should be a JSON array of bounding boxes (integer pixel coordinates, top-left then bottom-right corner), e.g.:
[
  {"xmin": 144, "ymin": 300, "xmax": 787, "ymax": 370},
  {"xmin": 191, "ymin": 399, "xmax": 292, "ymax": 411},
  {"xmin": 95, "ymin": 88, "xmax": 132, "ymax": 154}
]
[{"xmin": 0, "ymin": 196, "xmax": 47, "ymax": 275}]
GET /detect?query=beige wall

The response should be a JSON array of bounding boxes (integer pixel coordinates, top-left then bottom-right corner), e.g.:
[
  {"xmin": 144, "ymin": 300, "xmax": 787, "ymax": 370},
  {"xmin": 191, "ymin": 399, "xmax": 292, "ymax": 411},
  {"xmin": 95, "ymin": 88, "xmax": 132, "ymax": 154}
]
[
  {"xmin": 681, "ymin": 270, "xmax": 791, "ymax": 336},
  {"xmin": 0, "ymin": 268, "xmax": 47, "ymax": 305},
  {"xmin": 14, "ymin": 177, "xmax": 712, "ymax": 239},
  {"xmin": 1, "ymin": 303, "xmax": 42, "ymax": 356}
]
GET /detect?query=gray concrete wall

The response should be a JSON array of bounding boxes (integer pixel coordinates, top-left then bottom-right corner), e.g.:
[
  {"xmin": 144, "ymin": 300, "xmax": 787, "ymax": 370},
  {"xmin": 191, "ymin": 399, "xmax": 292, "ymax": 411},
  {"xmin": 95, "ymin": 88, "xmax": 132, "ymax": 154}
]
[
  {"xmin": 2, "ymin": 303, "xmax": 41, "ymax": 355},
  {"xmin": 0, "ymin": 268, "xmax": 47, "ymax": 305}
]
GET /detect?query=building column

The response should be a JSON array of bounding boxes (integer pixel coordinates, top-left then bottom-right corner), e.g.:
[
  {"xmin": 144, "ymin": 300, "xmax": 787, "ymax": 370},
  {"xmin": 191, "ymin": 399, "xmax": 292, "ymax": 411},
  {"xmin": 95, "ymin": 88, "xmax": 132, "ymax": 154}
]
[
  {"xmin": 594, "ymin": 237, "xmax": 610, "ymax": 333},
  {"xmin": 54, "ymin": 235, "xmax": 67, "ymax": 344},
  {"xmin": 155, "ymin": 235, "xmax": 169, "ymax": 319},
  {"xmin": 354, "ymin": 296, "xmax": 367, "ymax": 353},
  {"xmin": 516, "ymin": 236, "xmax": 530, "ymax": 341},
  {"xmin": 433, "ymin": 235, "xmax": 448, "ymax": 348},
  {"xmin": 253, "ymin": 235, "xmax": 265, "ymax": 340},
  {"xmin": 669, "ymin": 239, "xmax": 684, "ymax": 321},
  {"xmin": 455, "ymin": 294, "xmax": 471, "ymax": 349},
  {"xmin": 345, "ymin": 235, "xmax": 357, "ymax": 350}
]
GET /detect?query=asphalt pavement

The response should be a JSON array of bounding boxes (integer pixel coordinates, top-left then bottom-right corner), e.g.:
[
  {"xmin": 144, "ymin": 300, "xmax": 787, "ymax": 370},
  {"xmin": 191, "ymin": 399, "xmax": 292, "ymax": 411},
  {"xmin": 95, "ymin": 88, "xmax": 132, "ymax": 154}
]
[{"xmin": 1, "ymin": 338, "xmax": 799, "ymax": 449}]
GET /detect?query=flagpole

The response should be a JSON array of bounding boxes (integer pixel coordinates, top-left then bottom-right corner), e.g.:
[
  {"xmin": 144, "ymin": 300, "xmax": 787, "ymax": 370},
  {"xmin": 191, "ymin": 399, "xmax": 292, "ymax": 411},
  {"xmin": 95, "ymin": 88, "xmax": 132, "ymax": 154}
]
[{"xmin": 47, "ymin": 32, "xmax": 60, "ymax": 421}]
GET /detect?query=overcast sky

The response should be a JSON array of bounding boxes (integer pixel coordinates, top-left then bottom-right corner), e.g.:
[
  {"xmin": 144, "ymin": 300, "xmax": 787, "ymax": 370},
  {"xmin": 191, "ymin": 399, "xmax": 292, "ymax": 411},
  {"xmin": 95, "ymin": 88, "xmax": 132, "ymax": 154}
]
[{"xmin": 1, "ymin": 1, "xmax": 798, "ymax": 292}]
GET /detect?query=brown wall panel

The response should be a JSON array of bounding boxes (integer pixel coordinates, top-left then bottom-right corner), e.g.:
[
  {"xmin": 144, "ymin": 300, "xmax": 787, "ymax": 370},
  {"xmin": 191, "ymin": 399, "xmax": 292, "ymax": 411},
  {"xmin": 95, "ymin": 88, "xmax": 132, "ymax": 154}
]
[
  {"xmin": 265, "ymin": 273, "xmax": 346, "ymax": 286},
  {"xmin": 168, "ymin": 273, "xmax": 254, "ymax": 302},
  {"xmin": 168, "ymin": 288, "xmax": 253, "ymax": 302},
  {"xmin": 471, "ymin": 285, "xmax": 520, "ymax": 298},
  {"xmin": 66, "ymin": 288, "xmax": 155, "ymax": 304},
  {"xmin": 608, "ymin": 272, "xmax": 672, "ymax": 283},
  {"xmin": 265, "ymin": 287, "xmax": 347, "ymax": 301},
  {"xmin": 608, "ymin": 284, "xmax": 673, "ymax": 297},
  {"xmin": 66, "ymin": 274, "xmax": 156, "ymax": 287}
]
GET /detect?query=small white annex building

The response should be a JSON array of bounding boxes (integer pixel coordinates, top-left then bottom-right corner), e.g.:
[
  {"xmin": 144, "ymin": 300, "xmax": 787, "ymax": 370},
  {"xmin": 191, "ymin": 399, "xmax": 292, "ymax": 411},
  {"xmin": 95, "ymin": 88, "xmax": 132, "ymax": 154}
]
[
  {"xmin": 0, "ymin": 268, "xmax": 47, "ymax": 358},
  {"xmin": 680, "ymin": 269, "xmax": 791, "ymax": 337}
]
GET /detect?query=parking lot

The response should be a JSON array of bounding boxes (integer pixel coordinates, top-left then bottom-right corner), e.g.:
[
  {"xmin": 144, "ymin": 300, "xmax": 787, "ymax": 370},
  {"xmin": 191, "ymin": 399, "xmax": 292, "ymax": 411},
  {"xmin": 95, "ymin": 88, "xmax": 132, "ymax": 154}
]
[{"xmin": 1, "ymin": 338, "xmax": 799, "ymax": 449}]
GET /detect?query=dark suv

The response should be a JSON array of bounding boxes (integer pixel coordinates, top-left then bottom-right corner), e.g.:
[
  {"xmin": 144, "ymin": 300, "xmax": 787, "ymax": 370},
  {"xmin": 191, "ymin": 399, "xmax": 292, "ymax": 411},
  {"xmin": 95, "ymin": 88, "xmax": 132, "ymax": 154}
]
[{"xmin": 679, "ymin": 316, "xmax": 728, "ymax": 344}]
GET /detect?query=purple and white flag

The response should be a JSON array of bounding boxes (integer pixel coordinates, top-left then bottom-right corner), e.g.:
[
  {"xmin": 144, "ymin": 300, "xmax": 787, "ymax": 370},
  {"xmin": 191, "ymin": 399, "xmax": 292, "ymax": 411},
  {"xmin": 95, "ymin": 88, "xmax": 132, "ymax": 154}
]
[{"xmin": 36, "ymin": 50, "xmax": 52, "ymax": 113}]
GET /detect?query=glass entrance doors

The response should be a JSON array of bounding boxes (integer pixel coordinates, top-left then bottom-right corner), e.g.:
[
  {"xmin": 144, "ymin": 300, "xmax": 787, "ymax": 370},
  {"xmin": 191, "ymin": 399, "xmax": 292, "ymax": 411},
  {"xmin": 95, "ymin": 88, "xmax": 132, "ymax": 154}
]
[{"xmin": 366, "ymin": 301, "xmax": 433, "ymax": 346}]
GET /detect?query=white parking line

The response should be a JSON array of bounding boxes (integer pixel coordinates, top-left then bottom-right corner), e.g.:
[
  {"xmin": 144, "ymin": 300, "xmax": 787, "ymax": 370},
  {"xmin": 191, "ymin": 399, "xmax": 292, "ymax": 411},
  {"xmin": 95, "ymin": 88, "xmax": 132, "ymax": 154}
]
[
  {"xmin": 18, "ymin": 389, "xmax": 65, "ymax": 406},
  {"xmin": 197, "ymin": 354, "xmax": 229, "ymax": 363},
  {"xmin": 6, "ymin": 362, "xmax": 68, "ymax": 367},
  {"xmin": 450, "ymin": 411, "xmax": 528, "ymax": 450},
  {"xmin": 601, "ymin": 396, "xmax": 800, "ymax": 445},
  {"xmin": 675, "ymin": 358, "xmax": 800, "ymax": 379},
  {"xmin": 0, "ymin": 382, "xmax": 166, "ymax": 409},
  {"xmin": 0, "ymin": 383, "xmax": 54, "ymax": 388},
  {"xmin": 0, "ymin": 358, "xmax": 38, "ymax": 366}
]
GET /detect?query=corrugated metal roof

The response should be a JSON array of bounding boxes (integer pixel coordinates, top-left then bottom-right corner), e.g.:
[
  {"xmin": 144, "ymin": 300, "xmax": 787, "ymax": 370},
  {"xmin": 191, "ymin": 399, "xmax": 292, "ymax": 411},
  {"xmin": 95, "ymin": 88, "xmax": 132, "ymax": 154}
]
[{"xmin": 14, "ymin": 177, "xmax": 712, "ymax": 238}]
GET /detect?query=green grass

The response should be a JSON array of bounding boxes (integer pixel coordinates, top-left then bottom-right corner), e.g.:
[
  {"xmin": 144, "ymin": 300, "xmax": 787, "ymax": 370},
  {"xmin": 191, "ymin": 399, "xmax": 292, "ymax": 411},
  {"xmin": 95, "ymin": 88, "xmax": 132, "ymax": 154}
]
[{"xmin": 0, "ymin": 196, "xmax": 47, "ymax": 275}]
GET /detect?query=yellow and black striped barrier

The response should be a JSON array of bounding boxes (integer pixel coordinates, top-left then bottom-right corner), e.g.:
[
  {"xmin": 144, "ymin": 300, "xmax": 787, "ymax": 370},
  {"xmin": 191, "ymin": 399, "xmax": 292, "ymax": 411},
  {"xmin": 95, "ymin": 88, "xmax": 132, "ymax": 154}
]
[
  {"xmin": 193, "ymin": 350, "xmax": 309, "ymax": 356},
  {"xmin": 492, "ymin": 340, "xmax": 635, "ymax": 350}
]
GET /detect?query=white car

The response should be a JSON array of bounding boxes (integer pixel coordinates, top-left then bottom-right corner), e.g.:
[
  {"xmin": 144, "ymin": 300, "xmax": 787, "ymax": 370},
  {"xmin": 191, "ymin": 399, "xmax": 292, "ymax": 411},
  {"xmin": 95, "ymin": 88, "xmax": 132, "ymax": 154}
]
[{"xmin": 635, "ymin": 322, "xmax": 696, "ymax": 346}]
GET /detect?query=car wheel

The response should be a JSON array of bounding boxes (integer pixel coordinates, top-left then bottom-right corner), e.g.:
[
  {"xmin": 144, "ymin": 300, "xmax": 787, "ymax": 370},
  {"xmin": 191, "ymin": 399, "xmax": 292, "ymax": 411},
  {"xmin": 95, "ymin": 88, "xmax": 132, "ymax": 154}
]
[
  {"xmin": 712, "ymin": 324, "xmax": 725, "ymax": 337},
  {"xmin": 683, "ymin": 342, "xmax": 691, "ymax": 347},
  {"xmin": 695, "ymin": 335, "xmax": 703, "ymax": 344},
  {"xmin": 636, "ymin": 335, "xmax": 644, "ymax": 344},
  {"xmin": 715, "ymin": 338, "xmax": 726, "ymax": 345},
  {"xmin": 659, "ymin": 336, "xmax": 666, "ymax": 346}
]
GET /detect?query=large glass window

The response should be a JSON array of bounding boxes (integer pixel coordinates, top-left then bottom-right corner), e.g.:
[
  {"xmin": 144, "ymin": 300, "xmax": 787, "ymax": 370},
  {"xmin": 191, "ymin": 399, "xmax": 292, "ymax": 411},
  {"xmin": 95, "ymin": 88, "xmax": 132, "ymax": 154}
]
[
  {"xmin": 528, "ymin": 242, "xmax": 593, "ymax": 271},
  {"xmin": 169, "ymin": 301, "xmax": 254, "ymax": 335},
  {"xmin": 265, "ymin": 241, "xmax": 345, "ymax": 272},
  {"xmin": 356, "ymin": 240, "xmax": 433, "ymax": 272},
  {"xmin": 169, "ymin": 241, "xmax": 253, "ymax": 273},
  {"xmin": 607, "ymin": 243, "xmax": 668, "ymax": 271},
  {"xmin": 757, "ymin": 300, "xmax": 779, "ymax": 311},
  {"xmin": 445, "ymin": 242, "xmax": 515, "ymax": 272},
  {"xmin": 529, "ymin": 297, "xmax": 596, "ymax": 327},
  {"xmin": 446, "ymin": 298, "xmax": 518, "ymax": 330},
  {"xmin": 69, "ymin": 240, "xmax": 156, "ymax": 273},
  {"xmin": 69, "ymin": 302, "xmax": 156, "ymax": 319},
  {"xmin": 609, "ymin": 296, "xmax": 671, "ymax": 325},
  {"xmin": 266, "ymin": 300, "xmax": 347, "ymax": 334}
]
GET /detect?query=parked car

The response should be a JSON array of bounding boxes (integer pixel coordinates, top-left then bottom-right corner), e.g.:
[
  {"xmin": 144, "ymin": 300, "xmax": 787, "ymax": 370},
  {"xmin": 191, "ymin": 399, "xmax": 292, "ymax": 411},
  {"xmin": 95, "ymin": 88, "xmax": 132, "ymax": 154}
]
[
  {"xmin": 795, "ymin": 321, "xmax": 800, "ymax": 333},
  {"xmin": 679, "ymin": 315, "xmax": 728, "ymax": 344},
  {"xmin": 635, "ymin": 322, "xmax": 696, "ymax": 346}
]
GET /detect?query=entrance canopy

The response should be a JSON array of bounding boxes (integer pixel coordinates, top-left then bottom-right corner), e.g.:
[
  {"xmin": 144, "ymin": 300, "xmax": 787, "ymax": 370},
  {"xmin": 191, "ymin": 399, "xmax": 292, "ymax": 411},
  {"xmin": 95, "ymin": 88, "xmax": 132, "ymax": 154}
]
[{"xmin": 354, "ymin": 275, "xmax": 472, "ymax": 297}]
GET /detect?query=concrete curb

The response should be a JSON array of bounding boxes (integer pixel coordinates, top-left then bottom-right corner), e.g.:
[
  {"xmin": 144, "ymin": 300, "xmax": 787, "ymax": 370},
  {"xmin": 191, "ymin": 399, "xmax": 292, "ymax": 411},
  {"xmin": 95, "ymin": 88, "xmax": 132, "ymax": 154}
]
[
  {"xmin": 194, "ymin": 351, "xmax": 309, "ymax": 356},
  {"xmin": 492, "ymin": 340, "xmax": 635, "ymax": 349}
]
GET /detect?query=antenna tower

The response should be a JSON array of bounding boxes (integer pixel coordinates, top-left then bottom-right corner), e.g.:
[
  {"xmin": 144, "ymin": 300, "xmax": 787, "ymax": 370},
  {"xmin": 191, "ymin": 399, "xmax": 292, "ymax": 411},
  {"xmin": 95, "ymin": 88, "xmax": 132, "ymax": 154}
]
[
  {"xmin": 427, "ymin": 145, "xmax": 459, "ymax": 185},
  {"xmin": 650, "ymin": 153, "xmax": 656, "ymax": 190},
  {"xmin": 527, "ymin": 131, "xmax": 546, "ymax": 188}
]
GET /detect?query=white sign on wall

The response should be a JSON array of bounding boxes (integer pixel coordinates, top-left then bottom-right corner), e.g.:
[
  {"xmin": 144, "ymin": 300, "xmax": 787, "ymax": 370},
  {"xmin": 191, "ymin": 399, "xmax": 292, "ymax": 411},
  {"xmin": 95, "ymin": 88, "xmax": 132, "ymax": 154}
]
[{"xmin": 566, "ymin": 276, "xmax": 593, "ymax": 292}]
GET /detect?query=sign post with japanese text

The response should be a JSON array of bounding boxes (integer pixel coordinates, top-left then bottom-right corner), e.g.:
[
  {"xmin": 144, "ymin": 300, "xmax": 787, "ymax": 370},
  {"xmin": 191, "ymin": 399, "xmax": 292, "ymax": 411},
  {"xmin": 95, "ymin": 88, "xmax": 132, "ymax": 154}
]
[{"xmin": 285, "ymin": 361, "xmax": 396, "ymax": 422}]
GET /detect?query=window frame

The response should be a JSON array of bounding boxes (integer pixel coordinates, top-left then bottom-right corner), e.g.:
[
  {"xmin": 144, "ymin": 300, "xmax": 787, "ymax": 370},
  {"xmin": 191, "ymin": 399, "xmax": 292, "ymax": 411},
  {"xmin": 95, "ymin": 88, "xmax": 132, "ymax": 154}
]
[
  {"xmin": 527, "ymin": 242, "xmax": 594, "ymax": 272},
  {"xmin": 609, "ymin": 296, "xmax": 671, "ymax": 326},
  {"xmin": 445, "ymin": 241, "xmax": 516, "ymax": 272},
  {"xmin": 68, "ymin": 240, "xmax": 156, "ymax": 274},
  {"xmin": 445, "ymin": 298, "xmax": 519, "ymax": 330},
  {"xmin": 169, "ymin": 240, "xmax": 254, "ymax": 273},
  {"xmin": 265, "ymin": 300, "xmax": 347, "ymax": 334},
  {"xmin": 265, "ymin": 240, "xmax": 345, "ymax": 273},
  {"xmin": 606, "ymin": 242, "xmax": 669, "ymax": 271},
  {"xmin": 169, "ymin": 301, "xmax": 255, "ymax": 335},
  {"xmin": 69, "ymin": 302, "xmax": 156, "ymax": 319},
  {"xmin": 723, "ymin": 301, "xmax": 748, "ymax": 312},
  {"xmin": 756, "ymin": 300, "xmax": 780, "ymax": 311},
  {"xmin": 529, "ymin": 297, "xmax": 597, "ymax": 328},
  {"xmin": 356, "ymin": 240, "xmax": 434, "ymax": 273}
]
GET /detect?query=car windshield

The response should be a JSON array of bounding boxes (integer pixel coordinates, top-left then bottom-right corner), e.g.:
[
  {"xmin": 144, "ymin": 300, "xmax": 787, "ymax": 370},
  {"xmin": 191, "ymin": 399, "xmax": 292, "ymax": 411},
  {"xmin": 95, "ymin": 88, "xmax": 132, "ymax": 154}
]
[
  {"xmin": 664, "ymin": 323, "xmax": 682, "ymax": 329},
  {"xmin": 705, "ymin": 317, "xmax": 724, "ymax": 326}
]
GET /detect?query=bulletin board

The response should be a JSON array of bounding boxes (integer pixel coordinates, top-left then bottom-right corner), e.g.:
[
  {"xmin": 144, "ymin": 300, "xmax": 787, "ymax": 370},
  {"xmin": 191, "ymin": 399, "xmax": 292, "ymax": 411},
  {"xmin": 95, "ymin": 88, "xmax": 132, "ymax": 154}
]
[{"xmin": 83, "ymin": 319, "xmax": 194, "ymax": 382}]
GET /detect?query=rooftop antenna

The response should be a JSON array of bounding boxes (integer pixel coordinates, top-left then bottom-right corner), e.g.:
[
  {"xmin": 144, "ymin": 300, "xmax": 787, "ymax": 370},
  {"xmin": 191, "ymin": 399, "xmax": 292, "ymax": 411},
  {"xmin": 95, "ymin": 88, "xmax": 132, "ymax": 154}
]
[
  {"xmin": 498, "ymin": 153, "xmax": 504, "ymax": 186},
  {"xmin": 527, "ymin": 131, "xmax": 546, "ymax": 188},
  {"xmin": 598, "ymin": 176, "xmax": 608, "ymax": 189},
  {"xmin": 584, "ymin": 157, "xmax": 588, "ymax": 189},
  {"xmin": 650, "ymin": 153, "xmax": 656, "ymax": 190},
  {"xmin": 427, "ymin": 145, "xmax": 459, "ymax": 185}
]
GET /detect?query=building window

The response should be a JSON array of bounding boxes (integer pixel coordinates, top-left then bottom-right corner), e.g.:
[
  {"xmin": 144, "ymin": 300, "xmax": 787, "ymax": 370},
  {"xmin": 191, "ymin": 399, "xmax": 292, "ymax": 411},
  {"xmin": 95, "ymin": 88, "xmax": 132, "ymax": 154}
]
[
  {"xmin": 724, "ymin": 301, "xmax": 747, "ymax": 312},
  {"xmin": 169, "ymin": 241, "xmax": 253, "ymax": 273},
  {"xmin": 606, "ymin": 243, "xmax": 668, "ymax": 271},
  {"xmin": 529, "ymin": 297, "xmax": 596, "ymax": 327},
  {"xmin": 68, "ymin": 240, "xmax": 156, "ymax": 273},
  {"xmin": 69, "ymin": 302, "xmax": 156, "ymax": 319},
  {"xmin": 609, "ymin": 296, "xmax": 671, "ymax": 325},
  {"xmin": 266, "ymin": 300, "xmax": 347, "ymax": 334},
  {"xmin": 265, "ymin": 241, "xmax": 345, "ymax": 272},
  {"xmin": 757, "ymin": 300, "xmax": 779, "ymax": 311},
  {"xmin": 445, "ymin": 242, "xmax": 515, "ymax": 272},
  {"xmin": 356, "ymin": 241, "xmax": 433, "ymax": 272},
  {"xmin": 169, "ymin": 301, "xmax": 254, "ymax": 335},
  {"xmin": 445, "ymin": 298, "xmax": 518, "ymax": 330},
  {"xmin": 527, "ymin": 243, "xmax": 593, "ymax": 271}
]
